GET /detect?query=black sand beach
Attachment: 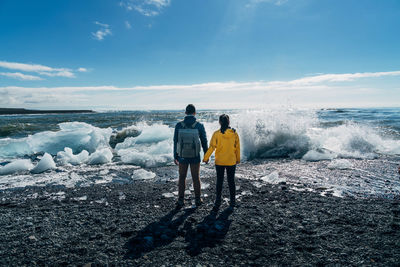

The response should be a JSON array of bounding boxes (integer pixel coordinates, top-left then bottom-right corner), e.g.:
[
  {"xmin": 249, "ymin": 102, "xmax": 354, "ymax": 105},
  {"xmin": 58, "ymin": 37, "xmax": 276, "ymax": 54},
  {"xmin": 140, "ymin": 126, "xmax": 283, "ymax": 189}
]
[{"xmin": 1, "ymin": 165, "xmax": 399, "ymax": 266}]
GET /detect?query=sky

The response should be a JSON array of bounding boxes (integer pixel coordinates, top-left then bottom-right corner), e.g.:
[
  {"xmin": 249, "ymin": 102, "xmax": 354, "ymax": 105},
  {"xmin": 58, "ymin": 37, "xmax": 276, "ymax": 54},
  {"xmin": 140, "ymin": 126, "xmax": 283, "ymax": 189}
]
[{"xmin": 1, "ymin": 0, "xmax": 400, "ymax": 110}]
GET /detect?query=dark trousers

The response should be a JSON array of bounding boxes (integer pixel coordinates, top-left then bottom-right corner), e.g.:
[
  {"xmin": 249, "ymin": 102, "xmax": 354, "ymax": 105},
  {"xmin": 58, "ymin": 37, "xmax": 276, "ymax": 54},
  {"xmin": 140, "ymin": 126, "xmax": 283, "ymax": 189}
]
[
  {"xmin": 178, "ymin": 163, "xmax": 201, "ymax": 200},
  {"xmin": 215, "ymin": 165, "xmax": 236, "ymax": 205}
]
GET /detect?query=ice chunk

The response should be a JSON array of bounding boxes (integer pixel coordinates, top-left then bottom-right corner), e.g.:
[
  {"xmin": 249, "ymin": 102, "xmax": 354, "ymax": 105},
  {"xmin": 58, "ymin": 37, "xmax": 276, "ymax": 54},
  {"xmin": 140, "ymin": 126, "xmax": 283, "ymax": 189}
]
[
  {"xmin": 241, "ymin": 190, "xmax": 253, "ymax": 196},
  {"xmin": 302, "ymin": 149, "xmax": 336, "ymax": 161},
  {"xmin": 132, "ymin": 169, "xmax": 156, "ymax": 180},
  {"xmin": 252, "ymin": 182, "xmax": 264, "ymax": 188},
  {"xmin": 72, "ymin": 196, "xmax": 87, "ymax": 201},
  {"xmin": 116, "ymin": 124, "xmax": 172, "ymax": 147},
  {"xmin": 87, "ymin": 148, "xmax": 113, "ymax": 165},
  {"xmin": 190, "ymin": 182, "xmax": 210, "ymax": 191},
  {"xmin": 117, "ymin": 140, "xmax": 173, "ymax": 167},
  {"xmin": 119, "ymin": 192, "xmax": 126, "ymax": 200},
  {"xmin": 0, "ymin": 122, "xmax": 112, "ymax": 159},
  {"xmin": 327, "ymin": 159, "xmax": 353, "ymax": 170},
  {"xmin": 57, "ymin": 147, "xmax": 89, "ymax": 165},
  {"xmin": 162, "ymin": 192, "xmax": 174, "ymax": 198},
  {"xmin": 31, "ymin": 153, "xmax": 56, "ymax": 174},
  {"xmin": 116, "ymin": 124, "xmax": 174, "ymax": 167},
  {"xmin": 261, "ymin": 171, "xmax": 285, "ymax": 184},
  {"xmin": 0, "ymin": 159, "xmax": 34, "ymax": 175}
]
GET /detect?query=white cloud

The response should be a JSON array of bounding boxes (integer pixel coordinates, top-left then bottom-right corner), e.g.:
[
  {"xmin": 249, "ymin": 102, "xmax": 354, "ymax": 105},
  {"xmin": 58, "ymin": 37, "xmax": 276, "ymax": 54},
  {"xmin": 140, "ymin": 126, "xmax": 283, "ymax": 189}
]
[
  {"xmin": 270, "ymin": 71, "xmax": 400, "ymax": 86},
  {"xmin": 38, "ymin": 70, "xmax": 75, "ymax": 78},
  {"xmin": 120, "ymin": 0, "xmax": 171, "ymax": 16},
  {"xmin": 2, "ymin": 70, "xmax": 399, "ymax": 109},
  {"xmin": 125, "ymin": 21, "xmax": 132, "ymax": 29},
  {"xmin": 77, "ymin": 67, "xmax": 88, "ymax": 72},
  {"xmin": 247, "ymin": 0, "xmax": 288, "ymax": 7},
  {"xmin": 0, "ymin": 60, "xmax": 84, "ymax": 78},
  {"xmin": 2, "ymin": 70, "xmax": 399, "ymax": 92},
  {"xmin": 92, "ymin": 21, "xmax": 112, "ymax": 41},
  {"xmin": 0, "ymin": 72, "xmax": 43, "ymax": 81}
]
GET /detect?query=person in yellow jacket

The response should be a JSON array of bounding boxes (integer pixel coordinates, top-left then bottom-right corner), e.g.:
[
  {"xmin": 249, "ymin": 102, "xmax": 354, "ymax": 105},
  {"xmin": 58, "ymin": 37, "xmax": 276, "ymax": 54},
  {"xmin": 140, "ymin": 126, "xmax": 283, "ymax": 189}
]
[{"xmin": 203, "ymin": 114, "xmax": 240, "ymax": 210}]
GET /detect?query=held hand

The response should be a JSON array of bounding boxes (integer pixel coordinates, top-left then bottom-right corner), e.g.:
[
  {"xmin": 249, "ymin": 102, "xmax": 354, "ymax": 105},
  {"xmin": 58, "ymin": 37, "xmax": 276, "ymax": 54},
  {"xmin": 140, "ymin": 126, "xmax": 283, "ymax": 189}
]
[
  {"xmin": 174, "ymin": 159, "xmax": 179, "ymax": 165},
  {"xmin": 203, "ymin": 159, "xmax": 209, "ymax": 164}
]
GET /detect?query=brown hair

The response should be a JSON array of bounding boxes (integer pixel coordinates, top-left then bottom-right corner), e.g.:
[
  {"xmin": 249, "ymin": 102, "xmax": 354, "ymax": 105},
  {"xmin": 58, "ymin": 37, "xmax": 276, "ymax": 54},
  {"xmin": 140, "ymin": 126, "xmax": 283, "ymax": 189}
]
[{"xmin": 219, "ymin": 114, "xmax": 230, "ymax": 134}]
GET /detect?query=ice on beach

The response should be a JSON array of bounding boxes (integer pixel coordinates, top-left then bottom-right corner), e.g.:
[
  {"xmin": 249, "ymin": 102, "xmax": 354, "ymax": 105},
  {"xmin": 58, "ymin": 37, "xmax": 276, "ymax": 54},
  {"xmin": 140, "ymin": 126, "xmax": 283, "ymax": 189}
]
[
  {"xmin": 65, "ymin": 172, "xmax": 86, "ymax": 188},
  {"xmin": 0, "ymin": 122, "xmax": 112, "ymax": 159},
  {"xmin": 87, "ymin": 148, "xmax": 113, "ymax": 165},
  {"xmin": 57, "ymin": 147, "xmax": 89, "ymax": 165},
  {"xmin": 117, "ymin": 124, "xmax": 172, "ymax": 146},
  {"xmin": 44, "ymin": 191, "xmax": 66, "ymax": 201},
  {"xmin": 116, "ymin": 124, "xmax": 174, "ymax": 167},
  {"xmin": 327, "ymin": 159, "xmax": 353, "ymax": 170},
  {"xmin": 189, "ymin": 182, "xmax": 210, "ymax": 191},
  {"xmin": 172, "ymin": 190, "xmax": 190, "ymax": 196},
  {"xmin": 241, "ymin": 190, "xmax": 253, "ymax": 196},
  {"xmin": 132, "ymin": 168, "xmax": 156, "ymax": 180},
  {"xmin": 118, "ymin": 148, "xmax": 172, "ymax": 168},
  {"xmin": 260, "ymin": 171, "xmax": 286, "ymax": 184},
  {"xmin": 31, "ymin": 153, "xmax": 56, "ymax": 174},
  {"xmin": 72, "ymin": 195, "xmax": 87, "ymax": 201},
  {"xmin": 95, "ymin": 198, "xmax": 107, "ymax": 204},
  {"xmin": 302, "ymin": 149, "xmax": 336, "ymax": 161},
  {"xmin": 162, "ymin": 192, "xmax": 175, "ymax": 198},
  {"xmin": 320, "ymin": 188, "xmax": 344, "ymax": 198},
  {"xmin": 252, "ymin": 182, "xmax": 264, "ymax": 188},
  {"xmin": 0, "ymin": 159, "xmax": 34, "ymax": 175},
  {"xmin": 119, "ymin": 192, "xmax": 126, "ymax": 200}
]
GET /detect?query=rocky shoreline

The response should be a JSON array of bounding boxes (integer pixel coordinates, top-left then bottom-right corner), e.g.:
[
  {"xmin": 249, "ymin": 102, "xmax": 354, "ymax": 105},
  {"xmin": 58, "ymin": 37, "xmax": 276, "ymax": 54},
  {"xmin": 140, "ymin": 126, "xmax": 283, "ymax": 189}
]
[{"xmin": 1, "ymin": 173, "xmax": 400, "ymax": 266}]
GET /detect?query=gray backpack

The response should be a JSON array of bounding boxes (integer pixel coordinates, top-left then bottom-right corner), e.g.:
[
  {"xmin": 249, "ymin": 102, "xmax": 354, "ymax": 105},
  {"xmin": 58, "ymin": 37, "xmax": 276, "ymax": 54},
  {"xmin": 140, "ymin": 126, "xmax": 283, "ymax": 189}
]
[{"xmin": 177, "ymin": 121, "xmax": 201, "ymax": 158}]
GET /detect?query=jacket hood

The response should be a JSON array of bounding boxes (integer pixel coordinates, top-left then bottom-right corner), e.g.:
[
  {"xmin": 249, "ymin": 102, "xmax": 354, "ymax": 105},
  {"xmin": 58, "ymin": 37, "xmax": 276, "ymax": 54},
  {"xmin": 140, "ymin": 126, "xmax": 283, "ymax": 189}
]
[
  {"xmin": 220, "ymin": 128, "xmax": 236, "ymax": 138},
  {"xmin": 183, "ymin": 115, "xmax": 197, "ymax": 125}
]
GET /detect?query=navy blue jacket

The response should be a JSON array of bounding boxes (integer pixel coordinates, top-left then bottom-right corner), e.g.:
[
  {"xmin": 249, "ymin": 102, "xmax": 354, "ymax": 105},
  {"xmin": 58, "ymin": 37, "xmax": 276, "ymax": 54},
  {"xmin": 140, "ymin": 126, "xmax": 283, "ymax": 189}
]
[{"xmin": 173, "ymin": 115, "xmax": 208, "ymax": 162}]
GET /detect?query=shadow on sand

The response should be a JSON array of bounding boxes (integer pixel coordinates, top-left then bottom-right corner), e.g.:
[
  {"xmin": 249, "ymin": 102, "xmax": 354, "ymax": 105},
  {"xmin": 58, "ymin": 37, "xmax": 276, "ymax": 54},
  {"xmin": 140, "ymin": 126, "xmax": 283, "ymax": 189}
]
[
  {"xmin": 125, "ymin": 207, "xmax": 196, "ymax": 259},
  {"xmin": 125, "ymin": 206, "xmax": 234, "ymax": 258},
  {"xmin": 184, "ymin": 207, "xmax": 233, "ymax": 256}
]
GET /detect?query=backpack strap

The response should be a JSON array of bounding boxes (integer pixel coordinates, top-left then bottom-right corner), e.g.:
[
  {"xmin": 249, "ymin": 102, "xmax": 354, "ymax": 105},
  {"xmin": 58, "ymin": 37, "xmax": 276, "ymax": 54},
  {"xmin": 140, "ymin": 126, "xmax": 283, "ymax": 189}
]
[{"xmin": 181, "ymin": 121, "xmax": 198, "ymax": 129}]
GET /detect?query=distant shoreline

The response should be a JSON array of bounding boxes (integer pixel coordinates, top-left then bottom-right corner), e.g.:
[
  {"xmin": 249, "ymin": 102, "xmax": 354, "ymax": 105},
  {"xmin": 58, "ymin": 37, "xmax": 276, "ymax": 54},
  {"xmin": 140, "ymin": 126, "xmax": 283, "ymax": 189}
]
[{"xmin": 0, "ymin": 108, "xmax": 94, "ymax": 115}]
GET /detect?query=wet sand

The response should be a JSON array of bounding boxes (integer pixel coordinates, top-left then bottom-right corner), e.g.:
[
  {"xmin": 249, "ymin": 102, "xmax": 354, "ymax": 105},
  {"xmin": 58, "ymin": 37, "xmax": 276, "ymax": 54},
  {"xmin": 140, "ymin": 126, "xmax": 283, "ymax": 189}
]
[{"xmin": 1, "ymin": 168, "xmax": 399, "ymax": 266}]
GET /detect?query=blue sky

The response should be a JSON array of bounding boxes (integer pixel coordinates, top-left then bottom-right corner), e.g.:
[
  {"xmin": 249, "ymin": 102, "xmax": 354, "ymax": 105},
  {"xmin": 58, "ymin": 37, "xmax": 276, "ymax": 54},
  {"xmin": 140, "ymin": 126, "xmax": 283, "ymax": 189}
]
[{"xmin": 1, "ymin": 0, "xmax": 400, "ymax": 109}]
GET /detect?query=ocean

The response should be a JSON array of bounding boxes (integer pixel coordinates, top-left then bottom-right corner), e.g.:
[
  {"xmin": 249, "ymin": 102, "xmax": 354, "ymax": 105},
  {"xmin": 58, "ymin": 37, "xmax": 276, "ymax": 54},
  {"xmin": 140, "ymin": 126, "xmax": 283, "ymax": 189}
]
[{"xmin": 0, "ymin": 108, "xmax": 399, "ymax": 198}]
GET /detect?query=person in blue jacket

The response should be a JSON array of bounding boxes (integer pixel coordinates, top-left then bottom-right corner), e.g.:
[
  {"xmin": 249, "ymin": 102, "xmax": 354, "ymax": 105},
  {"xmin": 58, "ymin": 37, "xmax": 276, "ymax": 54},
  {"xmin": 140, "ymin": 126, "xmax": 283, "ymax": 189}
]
[{"xmin": 173, "ymin": 104, "xmax": 208, "ymax": 208}]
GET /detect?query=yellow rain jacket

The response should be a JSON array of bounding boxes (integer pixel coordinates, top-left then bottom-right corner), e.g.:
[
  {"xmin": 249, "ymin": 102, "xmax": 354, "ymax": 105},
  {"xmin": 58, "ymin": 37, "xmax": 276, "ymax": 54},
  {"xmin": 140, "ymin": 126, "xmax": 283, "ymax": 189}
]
[{"xmin": 203, "ymin": 128, "xmax": 240, "ymax": 166}]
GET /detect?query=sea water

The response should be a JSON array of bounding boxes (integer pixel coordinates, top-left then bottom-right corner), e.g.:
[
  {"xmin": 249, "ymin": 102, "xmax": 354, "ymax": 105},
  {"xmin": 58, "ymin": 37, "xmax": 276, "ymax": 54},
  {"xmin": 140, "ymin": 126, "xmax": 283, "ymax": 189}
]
[{"xmin": 0, "ymin": 108, "xmax": 399, "ymax": 197}]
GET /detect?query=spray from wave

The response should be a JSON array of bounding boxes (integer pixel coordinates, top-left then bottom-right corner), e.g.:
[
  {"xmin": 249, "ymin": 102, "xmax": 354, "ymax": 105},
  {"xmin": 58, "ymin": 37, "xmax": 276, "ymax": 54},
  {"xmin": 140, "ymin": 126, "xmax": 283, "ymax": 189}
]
[{"xmin": 0, "ymin": 109, "xmax": 399, "ymax": 176}]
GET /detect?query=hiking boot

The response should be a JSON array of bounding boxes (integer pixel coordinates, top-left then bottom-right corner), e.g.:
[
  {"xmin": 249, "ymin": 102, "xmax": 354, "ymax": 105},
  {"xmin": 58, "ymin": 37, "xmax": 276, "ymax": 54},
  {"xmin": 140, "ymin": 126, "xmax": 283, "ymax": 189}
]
[
  {"xmin": 212, "ymin": 200, "xmax": 221, "ymax": 213},
  {"xmin": 195, "ymin": 198, "xmax": 203, "ymax": 207},
  {"xmin": 175, "ymin": 198, "xmax": 184, "ymax": 209}
]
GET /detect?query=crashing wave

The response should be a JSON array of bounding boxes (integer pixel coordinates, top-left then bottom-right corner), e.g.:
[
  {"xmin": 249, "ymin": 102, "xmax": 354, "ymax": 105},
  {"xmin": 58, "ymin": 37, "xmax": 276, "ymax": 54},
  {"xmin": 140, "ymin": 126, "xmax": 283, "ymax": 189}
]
[{"xmin": 0, "ymin": 110, "xmax": 399, "ymax": 171}]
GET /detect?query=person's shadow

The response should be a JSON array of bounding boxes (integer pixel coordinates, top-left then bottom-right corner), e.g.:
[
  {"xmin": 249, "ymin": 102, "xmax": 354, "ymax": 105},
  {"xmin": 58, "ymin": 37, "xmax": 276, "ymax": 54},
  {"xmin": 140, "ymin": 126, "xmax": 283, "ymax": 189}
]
[
  {"xmin": 125, "ymin": 207, "xmax": 196, "ymax": 259},
  {"xmin": 184, "ymin": 207, "xmax": 234, "ymax": 256}
]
